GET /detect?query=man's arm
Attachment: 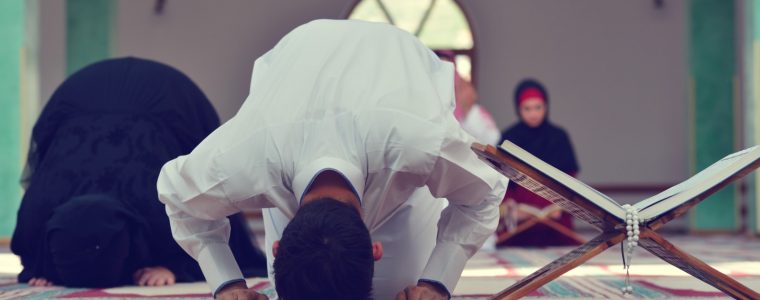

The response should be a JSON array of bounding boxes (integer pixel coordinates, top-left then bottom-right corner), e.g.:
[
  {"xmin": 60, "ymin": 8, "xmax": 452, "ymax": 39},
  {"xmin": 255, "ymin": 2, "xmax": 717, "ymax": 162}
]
[
  {"xmin": 158, "ymin": 154, "xmax": 246, "ymax": 294},
  {"xmin": 421, "ymin": 126, "xmax": 508, "ymax": 294},
  {"xmin": 157, "ymin": 113, "xmax": 272, "ymax": 294}
]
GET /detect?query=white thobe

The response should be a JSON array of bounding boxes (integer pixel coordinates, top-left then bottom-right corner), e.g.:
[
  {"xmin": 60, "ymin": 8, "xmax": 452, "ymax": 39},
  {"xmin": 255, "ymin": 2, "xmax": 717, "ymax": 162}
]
[{"xmin": 156, "ymin": 19, "xmax": 507, "ymax": 299}]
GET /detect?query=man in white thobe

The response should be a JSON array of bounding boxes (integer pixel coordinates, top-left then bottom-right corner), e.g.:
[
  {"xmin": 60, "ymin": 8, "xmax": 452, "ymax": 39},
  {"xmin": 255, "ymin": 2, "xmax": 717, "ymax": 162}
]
[{"xmin": 157, "ymin": 19, "xmax": 507, "ymax": 300}]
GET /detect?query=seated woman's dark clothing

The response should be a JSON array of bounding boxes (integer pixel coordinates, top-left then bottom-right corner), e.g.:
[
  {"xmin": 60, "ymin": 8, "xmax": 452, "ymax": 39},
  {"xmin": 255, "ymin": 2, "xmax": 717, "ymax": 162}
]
[{"xmin": 498, "ymin": 79, "xmax": 581, "ymax": 247}]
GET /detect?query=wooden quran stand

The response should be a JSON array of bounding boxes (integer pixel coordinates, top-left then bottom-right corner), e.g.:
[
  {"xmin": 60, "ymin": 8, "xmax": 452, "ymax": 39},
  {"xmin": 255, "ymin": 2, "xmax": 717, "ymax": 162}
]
[
  {"xmin": 471, "ymin": 143, "xmax": 760, "ymax": 300},
  {"xmin": 497, "ymin": 202, "xmax": 586, "ymax": 246}
]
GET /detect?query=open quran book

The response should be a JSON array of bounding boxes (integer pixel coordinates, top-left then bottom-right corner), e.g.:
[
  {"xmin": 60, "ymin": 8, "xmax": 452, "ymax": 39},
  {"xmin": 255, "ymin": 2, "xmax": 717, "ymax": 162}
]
[{"xmin": 472, "ymin": 141, "xmax": 760, "ymax": 300}]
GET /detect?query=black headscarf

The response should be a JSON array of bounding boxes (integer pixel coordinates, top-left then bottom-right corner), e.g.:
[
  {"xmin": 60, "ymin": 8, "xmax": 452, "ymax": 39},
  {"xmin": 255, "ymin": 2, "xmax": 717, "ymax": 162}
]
[
  {"xmin": 45, "ymin": 194, "xmax": 150, "ymax": 287},
  {"xmin": 12, "ymin": 57, "xmax": 266, "ymax": 286},
  {"xmin": 501, "ymin": 79, "xmax": 579, "ymax": 174}
]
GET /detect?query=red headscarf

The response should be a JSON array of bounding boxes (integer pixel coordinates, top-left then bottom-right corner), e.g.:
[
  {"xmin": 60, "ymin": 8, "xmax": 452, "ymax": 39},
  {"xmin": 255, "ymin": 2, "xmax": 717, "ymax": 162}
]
[{"xmin": 516, "ymin": 87, "xmax": 545, "ymax": 106}]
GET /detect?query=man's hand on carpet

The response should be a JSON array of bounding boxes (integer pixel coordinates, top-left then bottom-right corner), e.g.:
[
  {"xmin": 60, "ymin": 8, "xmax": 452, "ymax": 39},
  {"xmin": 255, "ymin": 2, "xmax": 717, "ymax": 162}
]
[
  {"xmin": 28, "ymin": 278, "xmax": 53, "ymax": 286},
  {"xmin": 215, "ymin": 281, "xmax": 268, "ymax": 300},
  {"xmin": 395, "ymin": 282, "xmax": 448, "ymax": 300},
  {"xmin": 134, "ymin": 266, "xmax": 176, "ymax": 286}
]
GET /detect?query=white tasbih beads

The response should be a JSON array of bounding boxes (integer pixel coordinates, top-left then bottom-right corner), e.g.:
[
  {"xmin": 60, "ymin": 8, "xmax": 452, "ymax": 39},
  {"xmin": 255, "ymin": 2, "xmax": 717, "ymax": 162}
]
[{"xmin": 621, "ymin": 204, "xmax": 640, "ymax": 295}]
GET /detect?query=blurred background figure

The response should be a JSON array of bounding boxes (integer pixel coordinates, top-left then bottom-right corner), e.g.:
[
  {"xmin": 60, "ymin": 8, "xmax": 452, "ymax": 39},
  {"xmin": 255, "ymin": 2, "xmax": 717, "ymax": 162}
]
[
  {"xmin": 436, "ymin": 50, "xmax": 501, "ymax": 250},
  {"xmin": 436, "ymin": 50, "xmax": 501, "ymax": 146},
  {"xmin": 497, "ymin": 79, "xmax": 583, "ymax": 247},
  {"xmin": 11, "ymin": 58, "xmax": 267, "ymax": 288}
]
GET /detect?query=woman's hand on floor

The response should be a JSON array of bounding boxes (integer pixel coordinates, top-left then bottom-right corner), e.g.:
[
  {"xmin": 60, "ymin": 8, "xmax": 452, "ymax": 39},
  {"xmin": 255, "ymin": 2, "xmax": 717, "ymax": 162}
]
[
  {"xmin": 28, "ymin": 278, "xmax": 54, "ymax": 286},
  {"xmin": 133, "ymin": 266, "xmax": 176, "ymax": 286}
]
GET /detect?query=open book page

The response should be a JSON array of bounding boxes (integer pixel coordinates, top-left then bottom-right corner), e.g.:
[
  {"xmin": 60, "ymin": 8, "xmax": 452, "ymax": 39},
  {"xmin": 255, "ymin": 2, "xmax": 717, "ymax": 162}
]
[
  {"xmin": 514, "ymin": 203, "xmax": 563, "ymax": 219},
  {"xmin": 635, "ymin": 146, "xmax": 760, "ymax": 220},
  {"xmin": 499, "ymin": 141, "xmax": 626, "ymax": 221}
]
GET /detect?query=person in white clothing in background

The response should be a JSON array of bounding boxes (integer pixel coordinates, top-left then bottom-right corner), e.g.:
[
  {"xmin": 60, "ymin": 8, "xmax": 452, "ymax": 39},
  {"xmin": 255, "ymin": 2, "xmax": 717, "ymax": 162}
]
[
  {"xmin": 434, "ymin": 50, "xmax": 502, "ymax": 251},
  {"xmin": 157, "ymin": 19, "xmax": 507, "ymax": 300}
]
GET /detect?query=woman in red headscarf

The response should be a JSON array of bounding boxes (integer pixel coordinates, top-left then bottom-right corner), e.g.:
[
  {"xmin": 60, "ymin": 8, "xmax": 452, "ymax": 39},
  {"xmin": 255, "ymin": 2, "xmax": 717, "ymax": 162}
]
[{"xmin": 497, "ymin": 79, "xmax": 582, "ymax": 247}]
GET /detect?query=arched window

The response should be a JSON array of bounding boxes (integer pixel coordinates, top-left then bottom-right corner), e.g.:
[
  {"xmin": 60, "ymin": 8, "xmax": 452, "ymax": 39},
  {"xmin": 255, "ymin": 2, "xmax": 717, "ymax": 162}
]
[{"xmin": 346, "ymin": 0, "xmax": 476, "ymax": 82}]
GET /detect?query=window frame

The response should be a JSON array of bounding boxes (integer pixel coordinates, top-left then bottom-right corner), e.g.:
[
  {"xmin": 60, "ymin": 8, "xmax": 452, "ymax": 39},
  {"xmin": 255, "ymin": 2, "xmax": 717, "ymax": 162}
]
[{"xmin": 341, "ymin": 0, "xmax": 478, "ymax": 86}]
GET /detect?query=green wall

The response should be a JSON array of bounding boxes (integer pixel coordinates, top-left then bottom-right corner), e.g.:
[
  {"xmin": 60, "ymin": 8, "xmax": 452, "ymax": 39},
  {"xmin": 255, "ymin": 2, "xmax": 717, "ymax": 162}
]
[
  {"xmin": 0, "ymin": 0, "xmax": 25, "ymax": 237},
  {"xmin": 688, "ymin": 0, "xmax": 739, "ymax": 231},
  {"xmin": 745, "ymin": 0, "xmax": 760, "ymax": 234},
  {"xmin": 66, "ymin": 0, "xmax": 115, "ymax": 75},
  {"xmin": 0, "ymin": 0, "xmax": 115, "ymax": 238}
]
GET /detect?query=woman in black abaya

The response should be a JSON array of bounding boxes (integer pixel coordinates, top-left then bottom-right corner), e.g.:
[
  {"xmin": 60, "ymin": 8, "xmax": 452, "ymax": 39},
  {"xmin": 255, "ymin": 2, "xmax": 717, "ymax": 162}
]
[
  {"xmin": 498, "ymin": 79, "xmax": 581, "ymax": 247},
  {"xmin": 12, "ymin": 57, "xmax": 267, "ymax": 288}
]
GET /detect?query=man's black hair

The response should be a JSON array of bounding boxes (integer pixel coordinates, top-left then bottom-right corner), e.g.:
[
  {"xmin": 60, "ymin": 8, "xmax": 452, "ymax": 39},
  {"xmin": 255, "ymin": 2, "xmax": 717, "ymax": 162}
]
[{"xmin": 274, "ymin": 198, "xmax": 374, "ymax": 300}]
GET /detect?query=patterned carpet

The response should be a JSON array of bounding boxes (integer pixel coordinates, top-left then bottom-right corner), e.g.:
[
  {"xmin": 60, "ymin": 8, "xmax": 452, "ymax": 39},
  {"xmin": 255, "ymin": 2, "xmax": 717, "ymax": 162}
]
[{"xmin": 1, "ymin": 234, "xmax": 759, "ymax": 299}]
